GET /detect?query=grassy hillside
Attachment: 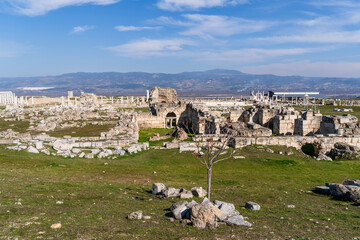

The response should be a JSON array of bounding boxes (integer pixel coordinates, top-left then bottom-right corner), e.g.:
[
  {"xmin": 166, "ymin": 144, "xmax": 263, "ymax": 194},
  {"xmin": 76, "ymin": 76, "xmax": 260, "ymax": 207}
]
[{"xmin": 0, "ymin": 146, "xmax": 359, "ymax": 239}]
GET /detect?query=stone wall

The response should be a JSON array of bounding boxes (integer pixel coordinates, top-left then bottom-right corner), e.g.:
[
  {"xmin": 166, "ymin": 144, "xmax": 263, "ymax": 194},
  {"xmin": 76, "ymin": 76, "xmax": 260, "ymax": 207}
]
[
  {"xmin": 273, "ymin": 112, "xmax": 299, "ymax": 135},
  {"xmin": 138, "ymin": 112, "xmax": 165, "ymax": 128},
  {"xmin": 230, "ymin": 135, "xmax": 360, "ymax": 155},
  {"xmin": 294, "ymin": 111, "xmax": 322, "ymax": 136},
  {"xmin": 320, "ymin": 115, "xmax": 360, "ymax": 135},
  {"xmin": 149, "ymin": 86, "xmax": 177, "ymax": 104}
]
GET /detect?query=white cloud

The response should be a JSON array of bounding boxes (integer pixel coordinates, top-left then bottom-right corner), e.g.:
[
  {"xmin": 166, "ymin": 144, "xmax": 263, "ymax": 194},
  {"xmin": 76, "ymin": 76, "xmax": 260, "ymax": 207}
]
[
  {"xmin": 71, "ymin": 25, "xmax": 94, "ymax": 34},
  {"xmin": 242, "ymin": 61, "xmax": 360, "ymax": 78},
  {"xmin": 106, "ymin": 38, "xmax": 194, "ymax": 57},
  {"xmin": 152, "ymin": 14, "xmax": 273, "ymax": 39},
  {"xmin": 157, "ymin": 0, "xmax": 248, "ymax": 11},
  {"xmin": 3, "ymin": 0, "xmax": 120, "ymax": 16},
  {"xmin": 180, "ymin": 14, "xmax": 272, "ymax": 38},
  {"xmin": 195, "ymin": 47, "xmax": 324, "ymax": 63},
  {"xmin": 309, "ymin": 0, "xmax": 360, "ymax": 8},
  {"xmin": 115, "ymin": 26, "xmax": 162, "ymax": 32},
  {"xmin": 257, "ymin": 30, "xmax": 360, "ymax": 43}
]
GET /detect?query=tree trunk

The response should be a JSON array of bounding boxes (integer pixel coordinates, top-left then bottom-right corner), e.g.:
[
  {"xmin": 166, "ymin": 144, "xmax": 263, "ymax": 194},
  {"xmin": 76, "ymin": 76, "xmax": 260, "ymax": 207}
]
[{"xmin": 207, "ymin": 167, "xmax": 212, "ymax": 200}]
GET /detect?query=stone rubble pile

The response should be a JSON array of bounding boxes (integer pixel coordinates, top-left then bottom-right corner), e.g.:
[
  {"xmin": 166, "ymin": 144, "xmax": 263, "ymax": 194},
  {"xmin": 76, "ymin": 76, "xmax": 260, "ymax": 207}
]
[
  {"xmin": 148, "ymin": 133, "xmax": 170, "ymax": 141},
  {"xmin": 329, "ymin": 143, "xmax": 360, "ymax": 160},
  {"xmin": 316, "ymin": 179, "xmax": 360, "ymax": 203},
  {"xmin": 7, "ymin": 139, "xmax": 149, "ymax": 159},
  {"xmin": 170, "ymin": 198, "xmax": 252, "ymax": 229},
  {"xmin": 152, "ymin": 183, "xmax": 207, "ymax": 199},
  {"xmin": 150, "ymin": 183, "xmax": 253, "ymax": 229}
]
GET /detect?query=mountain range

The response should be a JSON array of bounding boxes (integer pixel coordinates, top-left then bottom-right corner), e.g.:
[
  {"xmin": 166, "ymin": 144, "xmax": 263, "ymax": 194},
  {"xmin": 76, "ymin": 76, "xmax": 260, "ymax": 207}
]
[{"xmin": 0, "ymin": 69, "xmax": 359, "ymax": 97}]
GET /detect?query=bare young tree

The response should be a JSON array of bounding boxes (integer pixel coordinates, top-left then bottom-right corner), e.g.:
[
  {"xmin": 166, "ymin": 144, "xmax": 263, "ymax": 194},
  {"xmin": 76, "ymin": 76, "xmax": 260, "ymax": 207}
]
[{"xmin": 192, "ymin": 122, "xmax": 235, "ymax": 200}]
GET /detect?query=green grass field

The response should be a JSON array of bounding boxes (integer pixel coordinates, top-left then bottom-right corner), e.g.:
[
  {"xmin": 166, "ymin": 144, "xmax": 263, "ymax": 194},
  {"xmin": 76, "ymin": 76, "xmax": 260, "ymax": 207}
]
[
  {"xmin": 0, "ymin": 145, "xmax": 360, "ymax": 239},
  {"xmin": 0, "ymin": 119, "xmax": 30, "ymax": 133},
  {"xmin": 48, "ymin": 123, "xmax": 116, "ymax": 138},
  {"xmin": 294, "ymin": 105, "xmax": 360, "ymax": 119},
  {"xmin": 139, "ymin": 128, "xmax": 174, "ymax": 146}
]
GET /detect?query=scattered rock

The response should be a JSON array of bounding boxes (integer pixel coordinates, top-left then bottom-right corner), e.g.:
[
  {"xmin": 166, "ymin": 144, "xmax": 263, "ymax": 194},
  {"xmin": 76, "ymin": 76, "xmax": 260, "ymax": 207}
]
[
  {"xmin": 170, "ymin": 201, "xmax": 188, "ymax": 211},
  {"xmin": 162, "ymin": 187, "xmax": 181, "ymax": 198},
  {"xmin": 180, "ymin": 191, "xmax": 193, "ymax": 199},
  {"xmin": 173, "ymin": 204, "xmax": 189, "ymax": 220},
  {"xmin": 316, "ymin": 154, "xmax": 333, "ymax": 161},
  {"xmin": 315, "ymin": 186, "xmax": 330, "ymax": 194},
  {"xmin": 186, "ymin": 200, "xmax": 198, "ymax": 209},
  {"xmin": 245, "ymin": 202, "xmax": 261, "ymax": 211},
  {"xmin": 224, "ymin": 215, "xmax": 252, "ymax": 227},
  {"xmin": 128, "ymin": 210, "xmax": 143, "ymax": 220},
  {"xmin": 191, "ymin": 187, "xmax": 207, "ymax": 198},
  {"xmin": 172, "ymin": 127, "xmax": 188, "ymax": 141},
  {"xmin": 50, "ymin": 223, "xmax": 62, "ymax": 229},
  {"xmin": 152, "ymin": 183, "xmax": 166, "ymax": 195},
  {"xmin": 35, "ymin": 141, "xmax": 44, "ymax": 150},
  {"xmin": 266, "ymin": 148, "xmax": 274, "ymax": 153},
  {"xmin": 191, "ymin": 202, "xmax": 217, "ymax": 229},
  {"xmin": 329, "ymin": 143, "xmax": 360, "ymax": 160},
  {"xmin": 213, "ymin": 200, "xmax": 238, "ymax": 217},
  {"xmin": 27, "ymin": 146, "xmax": 39, "ymax": 154}
]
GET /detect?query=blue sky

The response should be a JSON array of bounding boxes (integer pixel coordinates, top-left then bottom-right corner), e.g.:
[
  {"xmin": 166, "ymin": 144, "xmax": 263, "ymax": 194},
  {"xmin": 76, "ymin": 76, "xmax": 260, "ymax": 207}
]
[{"xmin": 1, "ymin": 0, "xmax": 360, "ymax": 77}]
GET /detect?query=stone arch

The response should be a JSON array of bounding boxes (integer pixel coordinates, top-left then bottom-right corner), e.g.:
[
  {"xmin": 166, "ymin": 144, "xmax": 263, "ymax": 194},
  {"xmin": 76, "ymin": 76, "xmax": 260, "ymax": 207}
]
[
  {"xmin": 165, "ymin": 112, "xmax": 177, "ymax": 128},
  {"xmin": 299, "ymin": 140, "xmax": 326, "ymax": 157}
]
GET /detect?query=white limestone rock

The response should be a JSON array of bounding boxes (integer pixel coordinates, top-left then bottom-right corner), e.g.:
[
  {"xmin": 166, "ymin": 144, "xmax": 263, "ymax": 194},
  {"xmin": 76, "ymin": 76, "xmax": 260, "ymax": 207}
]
[
  {"xmin": 245, "ymin": 202, "xmax": 261, "ymax": 211},
  {"xmin": 127, "ymin": 210, "xmax": 143, "ymax": 220},
  {"xmin": 191, "ymin": 187, "xmax": 207, "ymax": 198},
  {"xmin": 224, "ymin": 215, "xmax": 252, "ymax": 227},
  {"xmin": 35, "ymin": 141, "xmax": 44, "ymax": 150},
  {"xmin": 27, "ymin": 146, "xmax": 39, "ymax": 154},
  {"xmin": 172, "ymin": 204, "xmax": 189, "ymax": 220},
  {"xmin": 152, "ymin": 183, "xmax": 166, "ymax": 195}
]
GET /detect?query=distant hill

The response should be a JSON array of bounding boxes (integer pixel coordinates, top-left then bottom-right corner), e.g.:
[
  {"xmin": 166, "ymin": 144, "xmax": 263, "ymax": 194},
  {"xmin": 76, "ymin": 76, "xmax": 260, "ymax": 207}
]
[{"xmin": 0, "ymin": 69, "xmax": 359, "ymax": 97}]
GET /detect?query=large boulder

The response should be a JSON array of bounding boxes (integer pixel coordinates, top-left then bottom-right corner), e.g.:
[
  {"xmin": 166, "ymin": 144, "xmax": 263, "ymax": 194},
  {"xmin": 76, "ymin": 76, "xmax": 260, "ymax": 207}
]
[
  {"xmin": 224, "ymin": 215, "xmax": 252, "ymax": 227},
  {"xmin": 173, "ymin": 127, "xmax": 188, "ymax": 141},
  {"xmin": 52, "ymin": 139, "xmax": 73, "ymax": 152},
  {"xmin": 191, "ymin": 202, "xmax": 218, "ymax": 229},
  {"xmin": 173, "ymin": 204, "xmax": 190, "ymax": 220},
  {"xmin": 162, "ymin": 187, "xmax": 181, "ymax": 198},
  {"xmin": 127, "ymin": 210, "xmax": 143, "ymax": 220},
  {"xmin": 245, "ymin": 202, "xmax": 261, "ymax": 211},
  {"xmin": 180, "ymin": 190, "xmax": 193, "ymax": 199},
  {"xmin": 329, "ymin": 143, "xmax": 360, "ymax": 160},
  {"xmin": 152, "ymin": 183, "xmax": 166, "ymax": 195},
  {"xmin": 35, "ymin": 141, "xmax": 44, "ymax": 150},
  {"xmin": 27, "ymin": 146, "xmax": 39, "ymax": 154},
  {"xmin": 328, "ymin": 184, "xmax": 350, "ymax": 198},
  {"xmin": 191, "ymin": 187, "xmax": 207, "ymax": 198},
  {"xmin": 170, "ymin": 201, "xmax": 188, "ymax": 211},
  {"xmin": 347, "ymin": 186, "xmax": 360, "ymax": 203},
  {"xmin": 213, "ymin": 200, "xmax": 238, "ymax": 218}
]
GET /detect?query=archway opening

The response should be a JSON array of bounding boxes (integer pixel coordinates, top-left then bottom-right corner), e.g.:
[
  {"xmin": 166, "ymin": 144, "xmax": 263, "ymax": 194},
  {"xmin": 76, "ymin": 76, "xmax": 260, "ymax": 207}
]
[
  {"xmin": 165, "ymin": 112, "xmax": 177, "ymax": 128},
  {"xmin": 301, "ymin": 144, "xmax": 316, "ymax": 157}
]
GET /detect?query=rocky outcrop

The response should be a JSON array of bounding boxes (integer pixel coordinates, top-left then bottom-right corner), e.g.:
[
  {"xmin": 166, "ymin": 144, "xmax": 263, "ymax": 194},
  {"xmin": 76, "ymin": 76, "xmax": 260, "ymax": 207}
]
[
  {"xmin": 317, "ymin": 180, "xmax": 360, "ymax": 203},
  {"xmin": 329, "ymin": 143, "xmax": 360, "ymax": 160},
  {"xmin": 173, "ymin": 127, "xmax": 188, "ymax": 141}
]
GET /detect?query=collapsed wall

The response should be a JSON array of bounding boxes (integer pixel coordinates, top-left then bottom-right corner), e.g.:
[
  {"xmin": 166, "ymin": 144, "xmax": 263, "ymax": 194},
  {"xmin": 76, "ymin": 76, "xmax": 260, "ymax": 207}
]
[{"xmin": 229, "ymin": 135, "xmax": 360, "ymax": 156}]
